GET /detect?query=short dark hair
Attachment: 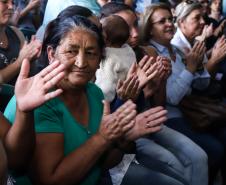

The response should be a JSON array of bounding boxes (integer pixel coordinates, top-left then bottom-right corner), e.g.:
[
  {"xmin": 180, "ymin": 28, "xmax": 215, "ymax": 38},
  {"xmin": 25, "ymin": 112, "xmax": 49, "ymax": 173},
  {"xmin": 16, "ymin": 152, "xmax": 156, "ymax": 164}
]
[
  {"xmin": 101, "ymin": 15, "xmax": 130, "ymax": 46},
  {"xmin": 100, "ymin": 2, "xmax": 134, "ymax": 18}
]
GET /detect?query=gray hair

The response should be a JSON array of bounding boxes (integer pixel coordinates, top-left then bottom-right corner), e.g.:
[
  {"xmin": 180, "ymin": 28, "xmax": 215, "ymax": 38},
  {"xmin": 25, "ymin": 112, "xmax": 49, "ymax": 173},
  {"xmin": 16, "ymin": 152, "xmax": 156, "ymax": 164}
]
[{"xmin": 175, "ymin": 1, "xmax": 202, "ymax": 23}]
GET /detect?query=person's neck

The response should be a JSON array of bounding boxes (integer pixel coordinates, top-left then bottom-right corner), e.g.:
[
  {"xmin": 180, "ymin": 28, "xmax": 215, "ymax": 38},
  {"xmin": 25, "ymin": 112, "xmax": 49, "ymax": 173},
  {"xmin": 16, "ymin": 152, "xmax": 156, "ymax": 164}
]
[
  {"xmin": 209, "ymin": 11, "xmax": 221, "ymax": 21},
  {"xmin": 60, "ymin": 87, "xmax": 86, "ymax": 106}
]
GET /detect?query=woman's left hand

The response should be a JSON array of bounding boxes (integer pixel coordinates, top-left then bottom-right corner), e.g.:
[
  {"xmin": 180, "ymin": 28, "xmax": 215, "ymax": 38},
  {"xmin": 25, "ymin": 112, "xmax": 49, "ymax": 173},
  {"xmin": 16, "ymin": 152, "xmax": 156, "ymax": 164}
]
[
  {"xmin": 15, "ymin": 59, "xmax": 65, "ymax": 112},
  {"xmin": 157, "ymin": 56, "xmax": 172, "ymax": 80}
]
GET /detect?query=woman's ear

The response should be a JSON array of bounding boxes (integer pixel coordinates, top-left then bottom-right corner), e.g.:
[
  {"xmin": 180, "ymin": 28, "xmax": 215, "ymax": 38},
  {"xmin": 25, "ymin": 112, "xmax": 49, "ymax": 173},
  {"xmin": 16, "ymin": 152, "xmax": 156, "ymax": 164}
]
[{"xmin": 47, "ymin": 46, "xmax": 55, "ymax": 64}]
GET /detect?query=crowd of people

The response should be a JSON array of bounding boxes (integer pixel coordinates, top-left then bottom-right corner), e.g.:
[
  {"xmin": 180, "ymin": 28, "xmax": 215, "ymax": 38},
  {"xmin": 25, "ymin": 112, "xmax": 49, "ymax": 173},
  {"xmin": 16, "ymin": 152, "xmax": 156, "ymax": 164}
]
[{"xmin": 1, "ymin": 0, "xmax": 226, "ymax": 185}]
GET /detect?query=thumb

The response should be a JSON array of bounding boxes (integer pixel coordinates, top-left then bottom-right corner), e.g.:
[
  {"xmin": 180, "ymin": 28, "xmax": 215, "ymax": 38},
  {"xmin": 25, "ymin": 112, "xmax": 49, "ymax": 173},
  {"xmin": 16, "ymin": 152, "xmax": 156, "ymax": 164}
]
[
  {"xmin": 116, "ymin": 79, "xmax": 123, "ymax": 90},
  {"xmin": 102, "ymin": 100, "xmax": 111, "ymax": 116},
  {"xmin": 18, "ymin": 59, "xmax": 30, "ymax": 80}
]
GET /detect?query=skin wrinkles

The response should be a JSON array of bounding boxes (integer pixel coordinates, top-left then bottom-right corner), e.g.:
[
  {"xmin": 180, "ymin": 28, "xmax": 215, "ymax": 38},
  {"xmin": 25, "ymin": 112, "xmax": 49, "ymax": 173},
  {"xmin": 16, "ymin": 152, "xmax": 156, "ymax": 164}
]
[{"xmin": 50, "ymin": 29, "xmax": 101, "ymax": 89}]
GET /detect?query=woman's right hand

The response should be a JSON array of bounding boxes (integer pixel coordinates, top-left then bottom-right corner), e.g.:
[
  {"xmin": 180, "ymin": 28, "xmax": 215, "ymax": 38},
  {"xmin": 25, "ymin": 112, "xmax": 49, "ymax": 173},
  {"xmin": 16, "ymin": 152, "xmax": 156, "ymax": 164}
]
[
  {"xmin": 185, "ymin": 41, "xmax": 206, "ymax": 73},
  {"xmin": 98, "ymin": 100, "xmax": 137, "ymax": 143},
  {"xmin": 15, "ymin": 59, "xmax": 65, "ymax": 112}
]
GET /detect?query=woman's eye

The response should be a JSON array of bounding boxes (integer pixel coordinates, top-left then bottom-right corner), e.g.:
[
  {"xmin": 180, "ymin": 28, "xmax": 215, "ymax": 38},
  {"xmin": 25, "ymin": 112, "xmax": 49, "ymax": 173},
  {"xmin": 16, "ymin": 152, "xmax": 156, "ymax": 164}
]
[
  {"xmin": 86, "ymin": 51, "xmax": 96, "ymax": 56},
  {"xmin": 67, "ymin": 50, "xmax": 77, "ymax": 55}
]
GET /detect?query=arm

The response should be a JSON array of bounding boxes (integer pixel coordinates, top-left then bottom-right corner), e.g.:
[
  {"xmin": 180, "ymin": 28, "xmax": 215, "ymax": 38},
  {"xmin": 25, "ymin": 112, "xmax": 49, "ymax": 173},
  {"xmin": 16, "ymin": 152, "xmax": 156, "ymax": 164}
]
[
  {"xmin": 0, "ymin": 37, "xmax": 41, "ymax": 84},
  {"xmin": 15, "ymin": 0, "xmax": 40, "ymax": 21},
  {"xmin": 0, "ymin": 139, "xmax": 7, "ymax": 185},
  {"xmin": 205, "ymin": 36, "xmax": 226, "ymax": 75},
  {"xmin": 166, "ymin": 67, "xmax": 193, "ymax": 105},
  {"xmin": 140, "ymin": 47, "xmax": 169, "ymax": 106},
  {"xmin": 2, "ymin": 59, "xmax": 65, "ymax": 171},
  {"xmin": 3, "ymin": 107, "xmax": 35, "ymax": 171},
  {"xmin": 166, "ymin": 42, "xmax": 208, "ymax": 105},
  {"xmin": 30, "ymin": 100, "xmax": 136, "ymax": 185}
]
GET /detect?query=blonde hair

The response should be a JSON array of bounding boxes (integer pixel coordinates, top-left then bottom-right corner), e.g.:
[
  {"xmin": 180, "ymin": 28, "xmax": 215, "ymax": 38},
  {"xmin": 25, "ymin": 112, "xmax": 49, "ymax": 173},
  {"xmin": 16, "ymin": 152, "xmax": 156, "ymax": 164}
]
[{"xmin": 139, "ymin": 3, "xmax": 171, "ymax": 45}]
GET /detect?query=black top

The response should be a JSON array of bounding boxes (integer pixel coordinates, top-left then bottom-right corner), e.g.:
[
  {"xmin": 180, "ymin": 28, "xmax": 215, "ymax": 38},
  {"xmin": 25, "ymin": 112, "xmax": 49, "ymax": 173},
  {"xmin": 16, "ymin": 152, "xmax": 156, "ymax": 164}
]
[{"xmin": 0, "ymin": 26, "xmax": 21, "ymax": 85}]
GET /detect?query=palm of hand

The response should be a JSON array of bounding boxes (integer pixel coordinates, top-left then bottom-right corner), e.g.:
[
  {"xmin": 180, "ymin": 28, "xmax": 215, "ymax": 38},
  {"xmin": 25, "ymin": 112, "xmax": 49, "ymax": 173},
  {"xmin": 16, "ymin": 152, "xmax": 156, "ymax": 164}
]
[
  {"xmin": 15, "ymin": 59, "xmax": 65, "ymax": 112},
  {"xmin": 15, "ymin": 75, "xmax": 46, "ymax": 112}
]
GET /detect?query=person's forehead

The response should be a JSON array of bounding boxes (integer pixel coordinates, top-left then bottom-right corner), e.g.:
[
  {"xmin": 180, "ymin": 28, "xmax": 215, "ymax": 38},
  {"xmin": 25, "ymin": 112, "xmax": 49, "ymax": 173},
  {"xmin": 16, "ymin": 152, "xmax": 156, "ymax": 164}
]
[
  {"xmin": 60, "ymin": 29, "xmax": 98, "ymax": 46},
  {"xmin": 114, "ymin": 10, "xmax": 137, "ymax": 25}
]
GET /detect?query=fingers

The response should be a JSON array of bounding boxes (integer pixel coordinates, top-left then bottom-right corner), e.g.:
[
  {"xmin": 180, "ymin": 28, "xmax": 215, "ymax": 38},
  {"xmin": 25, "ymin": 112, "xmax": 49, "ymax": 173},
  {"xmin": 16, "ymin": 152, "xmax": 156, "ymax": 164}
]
[
  {"xmin": 146, "ymin": 109, "xmax": 168, "ymax": 122},
  {"xmin": 116, "ymin": 79, "xmax": 123, "ymax": 90},
  {"xmin": 116, "ymin": 104, "xmax": 136, "ymax": 122},
  {"xmin": 39, "ymin": 60, "xmax": 61, "ymax": 78},
  {"xmin": 45, "ymin": 89, "xmax": 63, "ymax": 101},
  {"xmin": 127, "ymin": 62, "xmax": 137, "ymax": 77},
  {"xmin": 115, "ymin": 100, "xmax": 136, "ymax": 115},
  {"xmin": 43, "ymin": 71, "xmax": 65, "ymax": 91},
  {"xmin": 145, "ymin": 125, "xmax": 162, "ymax": 133},
  {"xmin": 128, "ymin": 76, "xmax": 139, "ymax": 95},
  {"xmin": 142, "ymin": 57, "xmax": 154, "ymax": 72},
  {"xmin": 122, "ymin": 120, "xmax": 135, "ymax": 132},
  {"xmin": 138, "ymin": 55, "xmax": 149, "ymax": 69},
  {"xmin": 42, "ymin": 62, "xmax": 65, "ymax": 82},
  {"xmin": 103, "ymin": 100, "xmax": 111, "ymax": 116},
  {"xmin": 17, "ymin": 59, "xmax": 30, "ymax": 80},
  {"xmin": 125, "ymin": 75, "xmax": 139, "ymax": 95},
  {"xmin": 143, "ymin": 106, "xmax": 165, "ymax": 117}
]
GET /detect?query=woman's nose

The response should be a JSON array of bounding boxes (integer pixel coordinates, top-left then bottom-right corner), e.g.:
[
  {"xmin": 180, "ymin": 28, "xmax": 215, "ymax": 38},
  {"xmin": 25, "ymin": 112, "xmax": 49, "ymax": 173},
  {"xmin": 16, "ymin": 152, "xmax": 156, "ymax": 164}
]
[
  {"xmin": 7, "ymin": 0, "xmax": 14, "ymax": 10},
  {"xmin": 75, "ymin": 52, "xmax": 87, "ymax": 68}
]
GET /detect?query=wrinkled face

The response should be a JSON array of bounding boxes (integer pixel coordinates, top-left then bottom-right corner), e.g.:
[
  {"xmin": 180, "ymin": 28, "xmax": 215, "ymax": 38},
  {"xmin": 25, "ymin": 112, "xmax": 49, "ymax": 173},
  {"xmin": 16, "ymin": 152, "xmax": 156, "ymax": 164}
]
[
  {"xmin": 0, "ymin": 0, "xmax": 14, "ymax": 25},
  {"xmin": 210, "ymin": 0, "xmax": 221, "ymax": 12},
  {"xmin": 150, "ymin": 9, "xmax": 175, "ymax": 45},
  {"xmin": 179, "ymin": 8, "xmax": 205, "ymax": 41},
  {"xmin": 115, "ymin": 10, "xmax": 139, "ymax": 48},
  {"xmin": 49, "ymin": 29, "xmax": 101, "ymax": 88}
]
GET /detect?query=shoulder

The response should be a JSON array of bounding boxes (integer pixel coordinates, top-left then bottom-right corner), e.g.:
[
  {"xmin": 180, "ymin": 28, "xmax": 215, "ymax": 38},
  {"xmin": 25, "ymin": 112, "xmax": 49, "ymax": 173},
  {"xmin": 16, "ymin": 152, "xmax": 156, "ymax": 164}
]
[
  {"xmin": 140, "ymin": 45, "xmax": 158, "ymax": 58},
  {"xmin": 87, "ymin": 82, "xmax": 104, "ymax": 101},
  {"xmin": 9, "ymin": 26, "xmax": 25, "ymax": 48}
]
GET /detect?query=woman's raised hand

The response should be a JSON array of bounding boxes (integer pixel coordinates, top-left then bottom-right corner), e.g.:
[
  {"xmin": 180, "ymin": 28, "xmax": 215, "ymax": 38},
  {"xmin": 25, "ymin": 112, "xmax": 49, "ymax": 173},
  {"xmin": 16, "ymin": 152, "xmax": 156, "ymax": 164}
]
[
  {"xmin": 15, "ymin": 59, "xmax": 65, "ymax": 112},
  {"xmin": 98, "ymin": 100, "xmax": 137, "ymax": 143}
]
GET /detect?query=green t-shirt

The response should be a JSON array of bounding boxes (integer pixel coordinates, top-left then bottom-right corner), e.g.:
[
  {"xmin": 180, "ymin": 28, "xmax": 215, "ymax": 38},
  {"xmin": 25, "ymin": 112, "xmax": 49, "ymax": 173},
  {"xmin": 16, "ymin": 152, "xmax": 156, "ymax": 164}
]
[{"xmin": 4, "ymin": 83, "xmax": 104, "ymax": 185}]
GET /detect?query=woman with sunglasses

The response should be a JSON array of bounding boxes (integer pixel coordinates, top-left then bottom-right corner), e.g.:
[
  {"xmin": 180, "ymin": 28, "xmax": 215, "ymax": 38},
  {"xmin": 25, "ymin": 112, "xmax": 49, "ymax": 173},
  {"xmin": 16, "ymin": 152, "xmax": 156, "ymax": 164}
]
[{"xmin": 100, "ymin": 2, "xmax": 209, "ymax": 185}]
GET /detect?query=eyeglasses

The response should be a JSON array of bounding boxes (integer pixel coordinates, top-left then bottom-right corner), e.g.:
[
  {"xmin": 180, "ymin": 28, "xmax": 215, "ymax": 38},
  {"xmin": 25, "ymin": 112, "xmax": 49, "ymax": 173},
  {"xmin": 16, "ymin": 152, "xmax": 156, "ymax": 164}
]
[{"xmin": 152, "ymin": 17, "xmax": 175, "ymax": 25}]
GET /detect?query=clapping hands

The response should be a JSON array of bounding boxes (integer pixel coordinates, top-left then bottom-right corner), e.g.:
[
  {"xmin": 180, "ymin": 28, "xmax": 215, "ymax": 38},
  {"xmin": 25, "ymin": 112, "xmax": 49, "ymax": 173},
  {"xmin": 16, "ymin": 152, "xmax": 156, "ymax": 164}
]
[{"xmin": 98, "ymin": 100, "xmax": 137, "ymax": 143}]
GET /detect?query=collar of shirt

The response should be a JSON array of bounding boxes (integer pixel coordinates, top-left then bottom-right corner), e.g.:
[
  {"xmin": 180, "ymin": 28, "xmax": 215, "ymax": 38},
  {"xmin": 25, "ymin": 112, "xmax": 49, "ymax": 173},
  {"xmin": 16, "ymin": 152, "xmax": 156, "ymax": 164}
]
[
  {"xmin": 149, "ymin": 39, "xmax": 178, "ymax": 56},
  {"xmin": 173, "ymin": 28, "xmax": 192, "ymax": 50}
]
